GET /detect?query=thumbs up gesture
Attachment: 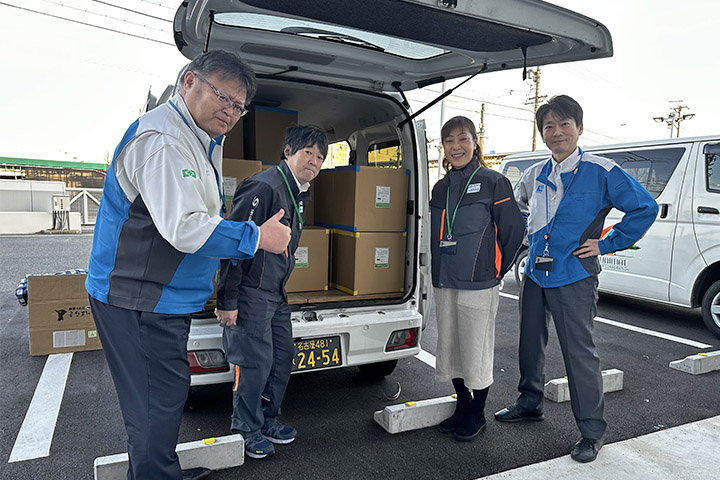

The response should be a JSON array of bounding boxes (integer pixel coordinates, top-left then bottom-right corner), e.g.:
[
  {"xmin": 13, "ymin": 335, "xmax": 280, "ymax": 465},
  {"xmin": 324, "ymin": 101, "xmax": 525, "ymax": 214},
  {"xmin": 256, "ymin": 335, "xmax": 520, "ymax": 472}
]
[{"xmin": 258, "ymin": 209, "xmax": 291, "ymax": 253}]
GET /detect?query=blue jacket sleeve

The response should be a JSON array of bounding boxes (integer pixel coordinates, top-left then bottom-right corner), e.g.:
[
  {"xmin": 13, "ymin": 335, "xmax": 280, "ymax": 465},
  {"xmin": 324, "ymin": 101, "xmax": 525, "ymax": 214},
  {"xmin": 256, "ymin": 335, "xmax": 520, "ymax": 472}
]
[{"xmin": 598, "ymin": 166, "xmax": 659, "ymax": 254}]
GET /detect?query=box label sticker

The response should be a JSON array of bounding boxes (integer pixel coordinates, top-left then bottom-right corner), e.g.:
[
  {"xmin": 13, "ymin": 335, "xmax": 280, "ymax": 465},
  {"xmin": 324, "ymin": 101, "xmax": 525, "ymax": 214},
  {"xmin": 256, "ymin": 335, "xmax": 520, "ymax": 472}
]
[
  {"xmin": 88, "ymin": 330, "xmax": 98, "ymax": 338},
  {"xmin": 294, "ymin": 247, "xmax": 309, "ymax": 268},
  {"xmin": 223, "ymin": 176, "xmax": 237, "ymax": 201},
  {"xmin": 375, "ymin": 247, "xmax": 389, "ymax": 268},
  {"xmin": 53, "ymin": 329, "xmax": 86, "ymax": 348},
  {"xmin": 376, "ymin": 186, "xmax": 391, "ymax": 208}
]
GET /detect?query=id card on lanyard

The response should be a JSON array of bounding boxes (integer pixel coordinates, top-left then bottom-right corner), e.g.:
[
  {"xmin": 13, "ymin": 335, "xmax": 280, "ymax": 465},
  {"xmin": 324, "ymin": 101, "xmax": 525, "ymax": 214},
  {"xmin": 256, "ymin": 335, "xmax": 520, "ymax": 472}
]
[
  {"xmin": 441, "ymin": 164, "xmax": 483, "ymax": 255},
  {"xmin": 537, "ymin": 149, "xmax": 583, "ymax": 274}
]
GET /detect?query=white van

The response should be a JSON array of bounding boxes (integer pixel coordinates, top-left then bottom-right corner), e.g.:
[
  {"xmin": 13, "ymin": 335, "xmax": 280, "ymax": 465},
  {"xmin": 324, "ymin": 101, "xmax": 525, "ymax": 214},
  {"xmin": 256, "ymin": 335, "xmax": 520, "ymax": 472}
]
[
  {"xmin": 171, "ymin": 0, "xmax": 614, "ymax": 385},
  {"xmin": 498, "ymin": 136, "xmax": 720, "ymax": 338}
]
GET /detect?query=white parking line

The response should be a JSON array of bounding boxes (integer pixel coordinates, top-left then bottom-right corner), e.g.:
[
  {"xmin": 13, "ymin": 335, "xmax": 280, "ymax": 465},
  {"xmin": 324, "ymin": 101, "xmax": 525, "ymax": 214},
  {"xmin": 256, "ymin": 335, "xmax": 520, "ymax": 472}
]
[
  {"xmin": 9, "ymin": 353, "xmax": 73, "ymax": 463},
  {"xmin": 416, "ymin": 349, "xmax": 436, "ymax": 368},
  {"xmin": 499, "ymin": 291, "xmax": 712, "ymax": 349}
]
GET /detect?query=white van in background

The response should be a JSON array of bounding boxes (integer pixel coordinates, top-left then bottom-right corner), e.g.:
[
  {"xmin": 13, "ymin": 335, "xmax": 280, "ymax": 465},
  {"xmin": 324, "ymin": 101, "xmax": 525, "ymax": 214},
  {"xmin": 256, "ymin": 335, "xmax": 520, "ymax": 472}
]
[
  {"xmin": 498, "ymin": 136, "xmax": 720, "ymax": 338},
  {"xmin": 171, "ymin": 0, "xmax": 614, "ymax": 386}
]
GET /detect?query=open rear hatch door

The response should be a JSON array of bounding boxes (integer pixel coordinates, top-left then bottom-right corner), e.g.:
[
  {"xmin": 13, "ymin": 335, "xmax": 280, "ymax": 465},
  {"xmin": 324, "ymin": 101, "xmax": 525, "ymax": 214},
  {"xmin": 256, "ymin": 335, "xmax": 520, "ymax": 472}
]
[{"xmin": 174, "ymin": 0, "xmax": 612, "ymax": 92}]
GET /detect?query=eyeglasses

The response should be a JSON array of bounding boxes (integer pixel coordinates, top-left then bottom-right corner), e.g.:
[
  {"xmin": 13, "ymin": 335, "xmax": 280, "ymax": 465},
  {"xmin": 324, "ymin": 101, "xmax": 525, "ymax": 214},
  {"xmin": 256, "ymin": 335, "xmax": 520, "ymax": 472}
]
[{"xmin": 194, "ymin": 73, "xmax": 249, "ymax": 117}]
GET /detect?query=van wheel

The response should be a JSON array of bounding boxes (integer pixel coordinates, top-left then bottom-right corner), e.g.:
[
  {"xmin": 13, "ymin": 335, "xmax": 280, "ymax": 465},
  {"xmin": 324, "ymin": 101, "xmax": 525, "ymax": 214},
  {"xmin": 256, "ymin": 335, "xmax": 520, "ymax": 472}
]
[
  {"xmin": 514, "ymin": 249, "xmax": 529, "ymax": 285},
  {"xmin": 701, "ymin": 280, "xmax": 720, "ymax": 339},
  {"xmin": 358, "ymin": 360, "xmax": 398, "ymax": 380}
]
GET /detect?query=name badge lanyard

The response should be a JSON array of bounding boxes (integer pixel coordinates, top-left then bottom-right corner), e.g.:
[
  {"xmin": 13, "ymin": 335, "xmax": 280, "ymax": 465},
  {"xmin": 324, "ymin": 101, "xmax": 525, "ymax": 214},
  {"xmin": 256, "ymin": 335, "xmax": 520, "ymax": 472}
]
[
  {"xmin": 276, "ymin": 166, "xmax": 304, "ymax": 228},
  {"xmin": 542, "ymin": 149, "xmax": 584, "ymax": 258},
  {"xmin": 445, "ymin": 164, "xmax": 483, "ymax": 240}
]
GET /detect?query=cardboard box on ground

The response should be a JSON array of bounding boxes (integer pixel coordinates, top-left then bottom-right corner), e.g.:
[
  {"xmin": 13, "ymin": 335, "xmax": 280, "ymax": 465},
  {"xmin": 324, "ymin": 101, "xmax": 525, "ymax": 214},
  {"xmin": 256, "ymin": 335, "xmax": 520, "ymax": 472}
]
[
  {"xmin": 27, "ymin": 274, "xmax": 101, "ymax": 355},
  {"xmin": 285, "ymin": 227, "xmax": 329, "ymax": 293}
]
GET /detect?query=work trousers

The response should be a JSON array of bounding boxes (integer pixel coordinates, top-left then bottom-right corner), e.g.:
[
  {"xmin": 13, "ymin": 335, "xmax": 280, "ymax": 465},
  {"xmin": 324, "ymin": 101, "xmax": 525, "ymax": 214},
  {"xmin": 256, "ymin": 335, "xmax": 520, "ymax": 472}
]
[
  {"xmin": 89, "ymin": 297, "xmax": 191, "ymax": 480},
  {"xmin": 516, "ymin": 276, "xmax": 607, "ymax": 440},
  {"xmin": 223, "ymin": 290, "xmax": 293, "ymax": 435}
]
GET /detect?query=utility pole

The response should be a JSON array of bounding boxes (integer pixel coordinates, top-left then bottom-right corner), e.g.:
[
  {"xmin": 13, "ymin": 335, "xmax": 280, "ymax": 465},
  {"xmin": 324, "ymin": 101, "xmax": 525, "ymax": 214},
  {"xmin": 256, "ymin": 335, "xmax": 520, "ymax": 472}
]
[
  {"xmin": 525, "ymin": 67, "xmax": 546, "ymax": 151},
  {"xmin": 478, "ymin": 103, "xmax": 485, "ymax": 160},
  {"xmin": 653, "ymin": 101, "xmax": 695, "ymax": 138}
]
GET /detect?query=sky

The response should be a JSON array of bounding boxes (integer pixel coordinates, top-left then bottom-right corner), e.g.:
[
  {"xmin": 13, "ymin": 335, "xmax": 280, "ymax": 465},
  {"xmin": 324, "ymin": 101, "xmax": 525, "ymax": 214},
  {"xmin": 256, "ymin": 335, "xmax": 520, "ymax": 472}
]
[{"xmin": 0, "ymin": 0, "xmax": 718, "ymax": 163}]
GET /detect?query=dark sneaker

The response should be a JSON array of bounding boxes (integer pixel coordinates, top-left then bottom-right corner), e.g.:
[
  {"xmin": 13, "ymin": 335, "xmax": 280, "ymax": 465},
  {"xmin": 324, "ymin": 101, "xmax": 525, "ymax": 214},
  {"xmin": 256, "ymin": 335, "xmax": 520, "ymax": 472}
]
[
  {"xmin": 261, "ymin": 422, "xmax": 297, "ymax": 444},
  {"xmin": 181, "ymin": 468, "xmax": 212, "ymax": 480},
  {"xmin": 494, "ymin": 403, "xmax": 544, "ymax": 423},
  {"xmin": 244, "ymin": 433, "xmax": 275, "ymax": 459},
  {"xmin": 453, "ymin": 415, "xmax": 487, "ymax": 442},
  {"xmin": 570, "ymin": 437, "xmax": 603, "ymax": 463}
]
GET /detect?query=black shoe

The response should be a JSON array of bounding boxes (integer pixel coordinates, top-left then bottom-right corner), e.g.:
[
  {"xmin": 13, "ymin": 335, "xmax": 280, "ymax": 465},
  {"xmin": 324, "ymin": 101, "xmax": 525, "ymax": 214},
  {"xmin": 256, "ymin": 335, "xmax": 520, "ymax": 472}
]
[
  {"xmin": 439, "ymin": 378, "xmax": 472, "ymax": 434},
  {"xmin": 453, "ymin": 415, "xmax": 487, "ymax": 442},
  {"xmin": 570, "ymin": 437, "xmax": 603, "ymax": 463},
  {"xmin": 494, "ymin": 403, "xmax": 544, "ymax": 423},
  {"xmin": 182, "ymin": 467, "xmax": 213, "ymax": 480}
]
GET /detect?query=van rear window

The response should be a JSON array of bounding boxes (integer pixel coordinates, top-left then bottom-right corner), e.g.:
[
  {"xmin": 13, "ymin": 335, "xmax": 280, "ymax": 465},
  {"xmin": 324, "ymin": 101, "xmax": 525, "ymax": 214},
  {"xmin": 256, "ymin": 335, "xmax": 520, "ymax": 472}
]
[{"xmin": 602, "ymin": 147, "xmax": 685, "ymax": 198}]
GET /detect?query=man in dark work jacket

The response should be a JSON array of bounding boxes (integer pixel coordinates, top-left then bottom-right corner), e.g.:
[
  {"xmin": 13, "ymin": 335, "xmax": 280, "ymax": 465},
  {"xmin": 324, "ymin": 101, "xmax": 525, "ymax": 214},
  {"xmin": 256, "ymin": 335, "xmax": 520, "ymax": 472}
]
[{"xmin": 215, "ymin": 125, "xmax": 327, "ymax": 460}]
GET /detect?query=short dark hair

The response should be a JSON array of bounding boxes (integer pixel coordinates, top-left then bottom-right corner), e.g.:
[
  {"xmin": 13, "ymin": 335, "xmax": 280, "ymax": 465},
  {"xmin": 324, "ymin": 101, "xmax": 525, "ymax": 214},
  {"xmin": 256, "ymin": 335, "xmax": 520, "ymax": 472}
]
[
  {"xmin": 282, "ymin": 125, "xmax": 328, "ymax": 159},
  {"xmin": 440, "ymin": 115, "xmax": 486, "ymax": 169},
  {"xmin": 535, "ymin": 95, "xmax": 583, "ymax": 133},
  {"xmin": 187, "ymin": 50, "xmax": 257, "ymax": 103}
]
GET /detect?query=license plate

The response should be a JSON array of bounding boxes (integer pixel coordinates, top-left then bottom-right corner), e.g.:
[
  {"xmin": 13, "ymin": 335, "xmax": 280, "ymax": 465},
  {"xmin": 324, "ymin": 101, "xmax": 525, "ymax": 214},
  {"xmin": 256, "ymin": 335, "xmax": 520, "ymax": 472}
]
[{"xmin": 292, "ymin": 336, "xmax": 342, "ymax": 371}]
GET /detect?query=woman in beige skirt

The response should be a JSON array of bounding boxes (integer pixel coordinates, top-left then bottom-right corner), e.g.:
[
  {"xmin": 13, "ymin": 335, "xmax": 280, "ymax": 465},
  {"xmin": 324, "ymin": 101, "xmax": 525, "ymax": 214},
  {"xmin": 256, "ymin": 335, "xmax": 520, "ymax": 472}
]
[{"xmin": 429, "ymin": 116, "xmax": 524, "ymax": 441}]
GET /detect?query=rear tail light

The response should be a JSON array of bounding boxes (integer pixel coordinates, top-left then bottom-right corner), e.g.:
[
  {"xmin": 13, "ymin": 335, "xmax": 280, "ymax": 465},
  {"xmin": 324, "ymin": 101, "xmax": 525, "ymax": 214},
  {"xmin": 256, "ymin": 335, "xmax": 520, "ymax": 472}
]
[
  {"xmin": 385, "ymin": 327, "xmax": 419, "ymax": 351},
  {"xmin": 188, "ymin": 350, "xmax": 229, "ymax": 374}
]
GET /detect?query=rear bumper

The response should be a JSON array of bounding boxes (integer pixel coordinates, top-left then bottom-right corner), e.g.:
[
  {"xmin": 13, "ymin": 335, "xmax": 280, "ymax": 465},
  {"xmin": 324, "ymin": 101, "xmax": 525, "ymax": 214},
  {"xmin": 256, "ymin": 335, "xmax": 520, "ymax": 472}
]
[{"xmin": 188, "ymin": 306, "xmax": 423, "ymax": 386}]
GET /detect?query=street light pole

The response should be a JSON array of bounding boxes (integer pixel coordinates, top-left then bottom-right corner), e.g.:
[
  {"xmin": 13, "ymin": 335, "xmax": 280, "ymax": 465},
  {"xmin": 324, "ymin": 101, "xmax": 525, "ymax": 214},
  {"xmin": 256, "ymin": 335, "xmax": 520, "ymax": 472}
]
[{"xmin": 653, "ymin": 101, "xmax": 695, "ymax": 138}]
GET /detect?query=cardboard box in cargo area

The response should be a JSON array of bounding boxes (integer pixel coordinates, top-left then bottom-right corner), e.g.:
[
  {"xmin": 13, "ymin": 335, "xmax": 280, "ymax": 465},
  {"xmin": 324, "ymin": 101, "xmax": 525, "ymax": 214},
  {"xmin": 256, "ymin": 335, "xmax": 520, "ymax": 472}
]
[
  {"xmin": 331, "ymin": 230, "xmax": 405, "ymax": 295},
  {"xmin": 314, "ymin": 166, "xmax": 408, "ymax": 232},
  {"xmin": 285, "ymin": 227, "xmax": 329, "ymax": 293},
  {"xmin": 244, "ymin": 106, "xmax": 298, "ymax": 161},
  {"xmin": 27, "ymin": 273, "xmax": 101, "ymax": 355},
  {"xmin": 222, "ymin": 117, "xmax": 244, "ymax": 159},
  {"xmin": 222, "ymin": 158, "xmax": 262, "ymax": 214}
]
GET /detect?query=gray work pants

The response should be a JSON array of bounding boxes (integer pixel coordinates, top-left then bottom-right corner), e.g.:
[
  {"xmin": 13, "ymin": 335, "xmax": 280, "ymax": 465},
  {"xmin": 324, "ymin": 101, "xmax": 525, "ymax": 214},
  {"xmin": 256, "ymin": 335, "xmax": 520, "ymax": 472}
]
[
  {"xmin": 516, "ymin": 276, "xmax": 607, "ymax": 440},
  {"xmin": 90, "ymin": 297, "xmax": 191, "ymax": 480},
  {"xmin": 223, "ymin": 290, "xmax": 293, "ymax": 436}
]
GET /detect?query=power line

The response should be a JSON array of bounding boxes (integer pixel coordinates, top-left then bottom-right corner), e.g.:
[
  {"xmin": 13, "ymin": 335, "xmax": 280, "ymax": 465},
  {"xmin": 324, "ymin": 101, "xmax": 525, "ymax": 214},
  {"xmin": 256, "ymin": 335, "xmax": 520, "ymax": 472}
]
[
  {"xmin": 0, "ymin": 1, "xmax": 174, "ymax": 46},
  {"xmin": 37, "ymin": 0, "xmax": 172, "ymax": 33},
  {"xmin": 139, "ymin": 0, "xmax": 176, "ymax": 10},
  {"xmin": 91, "ymin": 0, "xmax": 172, "ymax": 23}
]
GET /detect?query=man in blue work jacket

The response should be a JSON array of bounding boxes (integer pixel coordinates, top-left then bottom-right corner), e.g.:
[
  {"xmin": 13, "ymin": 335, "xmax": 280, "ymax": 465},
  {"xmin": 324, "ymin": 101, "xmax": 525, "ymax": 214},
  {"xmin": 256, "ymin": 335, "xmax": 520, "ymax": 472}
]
[
  {"xmin": 86, "ymin": 50, "xmax": 291, "ymax": 480},
  {"xmin": 494, "ymin": 95, "xmax": 658, "ymax": 463}
]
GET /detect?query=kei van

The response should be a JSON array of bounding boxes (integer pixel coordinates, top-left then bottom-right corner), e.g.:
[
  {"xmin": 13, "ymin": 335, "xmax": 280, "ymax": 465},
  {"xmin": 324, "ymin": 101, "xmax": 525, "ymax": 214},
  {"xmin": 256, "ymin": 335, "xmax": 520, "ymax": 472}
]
[
  {"xmin": 166, "ymin": 0, "xmax": 614, "ymax": 386},
  {"xmin": 498, "ymin": 136, "xmax": 720, "ymax": 339}
]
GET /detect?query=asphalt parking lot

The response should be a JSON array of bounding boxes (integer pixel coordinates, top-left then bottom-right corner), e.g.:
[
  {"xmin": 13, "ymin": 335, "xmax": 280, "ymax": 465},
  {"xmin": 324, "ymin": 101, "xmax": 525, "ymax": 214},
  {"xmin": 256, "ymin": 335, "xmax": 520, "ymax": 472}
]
[{"xmin": 1, "ymin": 234, "xmax": 719, "ymax": 480}]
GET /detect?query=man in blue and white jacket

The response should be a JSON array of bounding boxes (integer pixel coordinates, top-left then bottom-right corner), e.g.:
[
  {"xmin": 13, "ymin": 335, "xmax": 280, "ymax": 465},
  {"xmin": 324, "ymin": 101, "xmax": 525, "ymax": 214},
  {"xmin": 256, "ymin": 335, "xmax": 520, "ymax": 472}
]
[
  {"xmin": 86, "ymin": 50, "xmax": 291, "ymax": 480},
  {"xmin": 494, "ymin": 95, "xmax": 658, "ymax": 463}
]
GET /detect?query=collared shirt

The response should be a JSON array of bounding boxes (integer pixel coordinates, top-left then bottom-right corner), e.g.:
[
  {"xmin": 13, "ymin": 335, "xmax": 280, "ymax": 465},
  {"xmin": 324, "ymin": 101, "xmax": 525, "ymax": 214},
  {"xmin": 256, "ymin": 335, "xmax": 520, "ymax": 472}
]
[
  {"xmin": 286, "ymin": 164, "xmax": 310, "ymax": 193},
  {"xmin": 547, "ymin": 147, "xmax": 581, "ymax": 220}
]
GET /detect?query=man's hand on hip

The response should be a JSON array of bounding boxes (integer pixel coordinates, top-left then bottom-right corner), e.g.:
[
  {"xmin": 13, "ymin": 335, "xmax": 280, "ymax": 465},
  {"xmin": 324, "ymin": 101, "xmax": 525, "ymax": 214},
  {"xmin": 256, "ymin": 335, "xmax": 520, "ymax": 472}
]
[
  {"xmin": 258, "ymin": 209, "xmax": 291, "ymax": 254},
  {"xmin": 573, "ymin": 239, "xmax": 601, "ymax": 258},
  {"xmin": 215, "ymin": 308, "xmax": 238, "ymax": 326}
]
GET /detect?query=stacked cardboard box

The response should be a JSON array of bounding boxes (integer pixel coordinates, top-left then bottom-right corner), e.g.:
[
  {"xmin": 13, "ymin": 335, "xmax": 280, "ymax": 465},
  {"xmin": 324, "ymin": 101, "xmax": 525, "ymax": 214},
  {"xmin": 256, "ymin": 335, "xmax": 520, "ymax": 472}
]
[
  {"xmin": 314, "ymin": 166, "xmax": 408, "ymax": 295},
  {"xmin": 27, "ymin": 273, "xmax": 101, "ymax": 355},
  {"xmin": 244, "ymin": 106, "xmax": 298, "ymax": 162},
  {"xmin": 331, "ymin": 230, "xmax": 406, "ymax": 296},
  {"xmin": 285, "ymin": 227, "xmax": 330, "ymax": 293},
  {"xmin": 222, "ymin": 158, "xmax": 262, "ymax": 215}
]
